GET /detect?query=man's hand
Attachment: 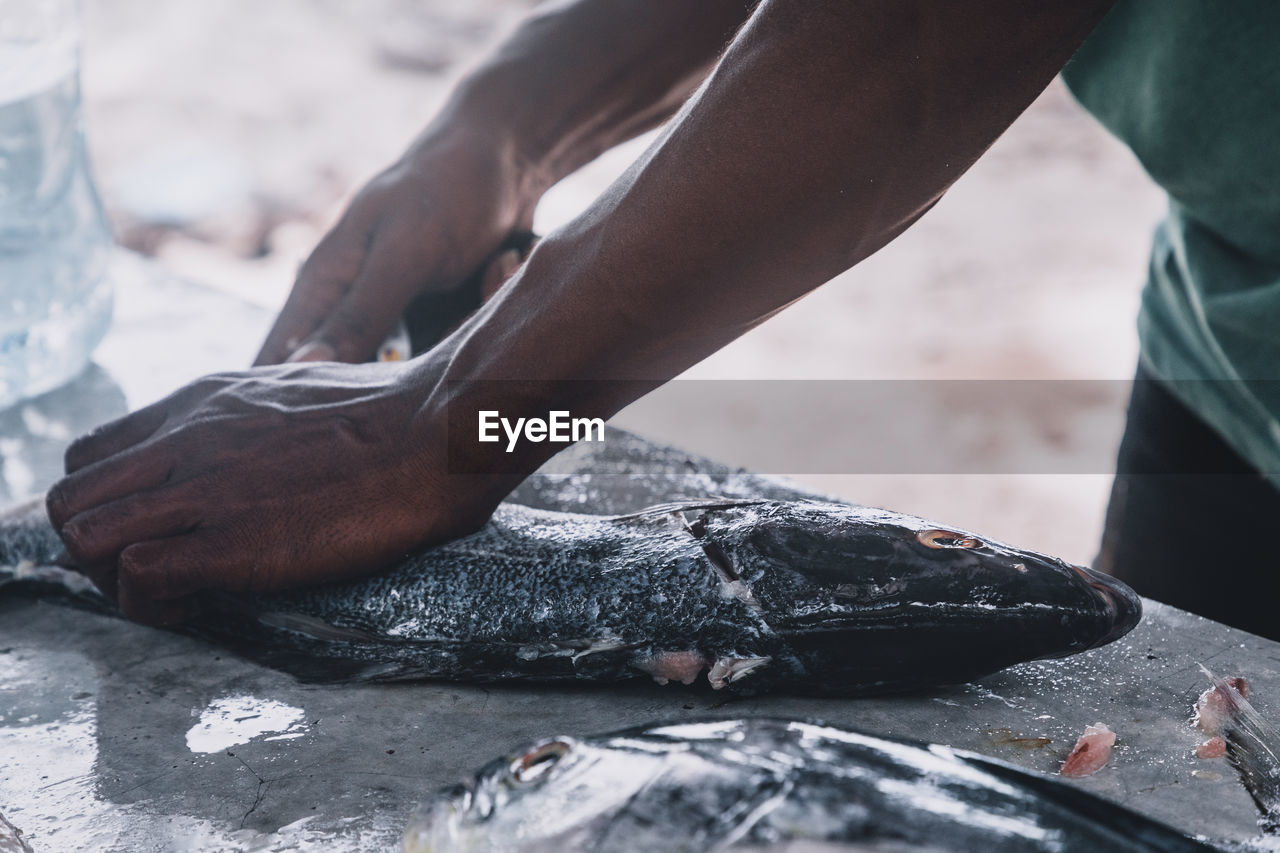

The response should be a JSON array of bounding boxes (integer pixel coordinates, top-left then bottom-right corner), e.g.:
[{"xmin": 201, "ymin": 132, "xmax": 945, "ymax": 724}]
[
  {"xmin": 254, "ymin": 126, "xmax": 535, "ymax": 366},
  {"xmin": 255, "ymin": 1, "xmax": 756, "ymax": 366},
  {"xmin": 45, "ymin": 361, "xmax": 491, "ymax": 624},
  {"xmin": 42, "ymin": 1, "xmax": 758, "ymax": 624}
]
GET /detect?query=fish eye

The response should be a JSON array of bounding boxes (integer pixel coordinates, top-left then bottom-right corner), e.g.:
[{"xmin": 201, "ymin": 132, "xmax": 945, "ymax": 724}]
[
  {"xmin": 916, "ymin": 529, "xmax": 983, "ymax": 550},
  {"xmin": 510, "ymin": 739, "xmax": 572, "ymax": 785}
]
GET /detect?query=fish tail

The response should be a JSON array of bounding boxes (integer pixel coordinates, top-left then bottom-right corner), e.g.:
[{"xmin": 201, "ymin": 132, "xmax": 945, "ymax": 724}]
[
  {"xmin": 1202, "ymin": 665, "xmax": 1280, "ymax": 834},
  {"xmin": 0, "ymin": 496, "xmax": 111, "ymax": 610},
  {"xmin": 0, "ymin": 496, "xmax": 68, "ymax": 577}
]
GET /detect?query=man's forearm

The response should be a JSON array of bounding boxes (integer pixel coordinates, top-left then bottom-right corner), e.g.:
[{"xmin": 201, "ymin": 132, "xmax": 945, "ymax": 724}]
[
  {"xmin": 419, "ymin": 0, "xmax": 1115, "ymax": 480},
  {"xmin": 437, "ymin": 0, "xmax": 757, "ymax": 201}
]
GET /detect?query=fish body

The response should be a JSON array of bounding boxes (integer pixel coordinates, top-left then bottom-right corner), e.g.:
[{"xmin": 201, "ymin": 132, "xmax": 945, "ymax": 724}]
[
  {"xmin": 1, "ymin": 490, "xmax": 1138, "ymax": 694},
  {"xmin": 403, "ymin": 716, "xmax": 1215, "ymax": 852}
]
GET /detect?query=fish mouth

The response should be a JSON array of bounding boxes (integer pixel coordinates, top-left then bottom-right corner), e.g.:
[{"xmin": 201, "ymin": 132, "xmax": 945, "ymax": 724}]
[
  {"xmin": 1072, "ymin": 564, "xmax": 1142, "ymax": 647},
  {"xmin": 402, "ymin": 784, "xmax": 471, "ymax": 852}
]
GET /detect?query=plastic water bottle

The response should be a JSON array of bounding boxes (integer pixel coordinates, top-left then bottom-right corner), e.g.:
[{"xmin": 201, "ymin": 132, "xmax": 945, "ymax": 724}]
[{"xmin": 0, "ymin": 0, "xmax": 113, "ymax": 410}]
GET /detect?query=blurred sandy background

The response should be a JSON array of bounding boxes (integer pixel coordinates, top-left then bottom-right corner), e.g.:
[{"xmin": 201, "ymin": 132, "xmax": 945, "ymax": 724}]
[{"xmin": 80, "ymin": 1, "xmax": 1166, "ymax": 565}]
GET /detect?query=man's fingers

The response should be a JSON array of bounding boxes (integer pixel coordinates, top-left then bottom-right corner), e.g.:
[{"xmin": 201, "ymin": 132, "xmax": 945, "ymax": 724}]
[
  {"xmin": 117, "ymin": 536, "xmax": 222, "ymax": 604},
  {"xmin": 64, "ymin": 403, "xmax": 168, "ymax": 474},
  {"xmin": 47, "ymin": 441, "xmax": 177, "ymax": 529},
  {"xmin": 255, "ymin": 275, "xmax": 343, "ymax": 366},
  {"xmin": 255, "ymin": 226, "xmax": 364, "ymax": 366},
  {"xmin": 291, "ymin": 230, "xmax": 427, "ymax": 364},
  {"xmin": 59, "ymin": 489, "xmax": 202, "ymax": 566},
  {"xmin": 75, "ymin": 543, "xmax": 197, "ymax": 624}
]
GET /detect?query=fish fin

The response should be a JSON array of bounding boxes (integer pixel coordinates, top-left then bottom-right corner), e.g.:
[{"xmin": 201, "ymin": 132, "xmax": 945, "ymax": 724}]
[
  {"xmin": 1202, "ymin": 665, "xmax": 1280, "ymax": 834},
  {"xmin": 196, "ymin": 593, "xmax": 387, "ymax": 644},
  {"xmin": 609, "ymin": 498, "xmax": 771, "ymax": 523},
  {"xmin": 177, "ymin": 610, "xmax": 417, "ymax": 683},
  {"xmin": 255, "ymin": 610, "xmax": 382, "ymax": 643},
  {"xmin": 181, "ymin": 631, "xmax": 412, "ymax": 683},
  {"xmin": 248, "ymin": 652, "xmax": 414, "ymax": 684}
]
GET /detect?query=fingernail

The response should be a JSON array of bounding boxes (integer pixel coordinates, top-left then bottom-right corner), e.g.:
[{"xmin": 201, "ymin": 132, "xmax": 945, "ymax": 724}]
[{"xmin": 286, "ymin": 341, "xmax": 336, "ymax": 363}]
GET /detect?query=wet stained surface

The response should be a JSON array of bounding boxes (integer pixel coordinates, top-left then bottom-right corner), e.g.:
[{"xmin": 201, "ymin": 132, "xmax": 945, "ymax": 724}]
[
  {"xmin": 2, "ymin": 595, "xmax": 1276, "ymax": 851},
  {"xmin": 1, "ymin": 255, "xmax": 1276, "ymax": 849}
]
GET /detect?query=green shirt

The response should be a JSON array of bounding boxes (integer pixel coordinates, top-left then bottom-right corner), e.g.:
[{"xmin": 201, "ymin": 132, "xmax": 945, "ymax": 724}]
[{"xmin": 1062, "ymin": 0, "xmax": 1280, "ymax": 475}]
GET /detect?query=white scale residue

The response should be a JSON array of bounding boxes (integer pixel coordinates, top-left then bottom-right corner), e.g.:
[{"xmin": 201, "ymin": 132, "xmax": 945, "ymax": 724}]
[{"xmin": 185, "ymin": 694, "xmax": 307, "ymax": 754}]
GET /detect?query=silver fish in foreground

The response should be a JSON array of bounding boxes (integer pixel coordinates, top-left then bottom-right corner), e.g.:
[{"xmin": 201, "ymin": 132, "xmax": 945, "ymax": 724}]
[
  {"xmin": 1, "ymin": 491, "xmax": 1138, "ymax": 695},
  {"xmin": 403, "ymin": 716, "xmax": 1215, "ymax": 852}
]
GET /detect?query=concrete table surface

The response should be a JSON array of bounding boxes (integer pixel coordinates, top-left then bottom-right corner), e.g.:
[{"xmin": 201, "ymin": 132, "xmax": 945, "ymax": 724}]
[{"xmin": 1, "ymin": 254, "xmax": 1274, "ymax": 851}]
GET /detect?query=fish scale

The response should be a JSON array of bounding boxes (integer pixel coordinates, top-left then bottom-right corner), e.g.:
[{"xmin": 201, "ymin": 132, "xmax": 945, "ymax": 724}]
[{"xmin": 217, "ymin": 502, "xmax": 790, "ymax": 687}]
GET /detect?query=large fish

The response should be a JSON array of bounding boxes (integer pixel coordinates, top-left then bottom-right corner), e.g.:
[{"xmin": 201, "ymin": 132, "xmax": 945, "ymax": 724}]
[
  {"xmin": 402, "ymin": 716, "xmax": 1216, "ymax": 852},
  {"xmin": 1, "ymin": 486, "xmax": 1138, "ymax": 695}
]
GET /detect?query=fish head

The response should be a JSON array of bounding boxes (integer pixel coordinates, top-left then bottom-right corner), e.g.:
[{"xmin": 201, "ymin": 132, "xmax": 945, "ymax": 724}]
[
  {"xmin": 402, "ymin": 721, "xmax": 792, "ymax": 852},
  {"xmin": 403, "ymin": 735, "xmax": 663, "ymax": 853},
  {"xmin": 711, "ymin": 502, "xmax": 1142, "ymax": 690}
]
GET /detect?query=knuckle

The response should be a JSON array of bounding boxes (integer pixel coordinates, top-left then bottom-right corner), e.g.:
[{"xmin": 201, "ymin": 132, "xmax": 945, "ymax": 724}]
[
  {"xmin": 59, "ymin": 519, "xmax": 91, "ymax": 561},
  {"xmin": 64, "ymin": 435, "xmax": 94, "ymax": 469},
  {"xmin": 121, "ymin": 541, "xmax": 198, "ymax": 600},
  {"xmin": 116, "ymin": 544, "xmax": 151, "ymax": 585},
  {"xmin": 216, "ymin": 530, "xmax": 264, "ymax": 593},
  {"xmin": 45, "ymin": 484, "xmax": 74, "ymax": 527},
  {"xmin": 117, "ymin": 542, "xmax": 149, "ymax": 576}
]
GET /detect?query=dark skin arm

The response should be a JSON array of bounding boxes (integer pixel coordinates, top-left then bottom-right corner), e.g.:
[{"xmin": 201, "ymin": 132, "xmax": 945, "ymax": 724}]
[
  {"xmin": 255, "ymin": 0, "xmax": 758, "ymax": 365},
  {"xmin": 47, "ymin": 0, "xmax": 1114, "ymax": 623}
]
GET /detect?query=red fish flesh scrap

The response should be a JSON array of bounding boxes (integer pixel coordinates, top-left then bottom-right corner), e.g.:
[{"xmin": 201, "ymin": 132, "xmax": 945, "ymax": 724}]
[{"xmin": 1060, "ymin": 723, "xmax": 1116, "ymax": 778}]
